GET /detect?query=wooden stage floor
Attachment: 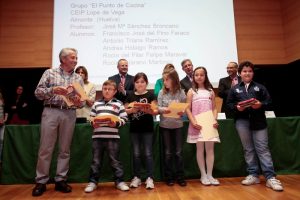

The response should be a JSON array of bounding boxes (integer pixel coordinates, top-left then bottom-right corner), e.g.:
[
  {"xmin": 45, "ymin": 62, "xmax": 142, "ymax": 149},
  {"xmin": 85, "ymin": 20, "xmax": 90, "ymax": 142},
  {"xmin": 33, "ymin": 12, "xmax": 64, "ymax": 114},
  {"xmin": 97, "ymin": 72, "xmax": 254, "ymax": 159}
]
[{"xmin": 0, "ymin": 175, "xmax": 299, "ymax": 200}]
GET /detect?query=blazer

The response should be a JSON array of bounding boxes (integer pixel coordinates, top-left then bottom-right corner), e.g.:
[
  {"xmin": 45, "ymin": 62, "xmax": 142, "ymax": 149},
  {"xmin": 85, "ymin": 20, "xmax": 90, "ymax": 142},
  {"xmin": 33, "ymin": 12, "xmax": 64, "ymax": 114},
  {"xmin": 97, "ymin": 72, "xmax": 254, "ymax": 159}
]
[
  {"xmin": 218, "ymin": 75, "xmax": 241, "ymax": 118},
  {"xmin": 180, "ymin": 76, "xmax": 192, "ymax": 94},
  {"xmin": 108, "ymin": 74, "xmax": 134, "ymax": 103}
]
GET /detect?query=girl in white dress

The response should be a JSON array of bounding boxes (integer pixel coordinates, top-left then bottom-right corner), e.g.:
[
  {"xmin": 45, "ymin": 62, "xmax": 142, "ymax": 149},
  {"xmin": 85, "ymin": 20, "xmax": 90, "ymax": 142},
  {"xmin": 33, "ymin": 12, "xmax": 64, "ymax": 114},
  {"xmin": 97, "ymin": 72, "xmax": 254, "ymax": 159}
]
[{"xmin": 186, "ymin": 66, "xmax": 220, "ymax": 186}]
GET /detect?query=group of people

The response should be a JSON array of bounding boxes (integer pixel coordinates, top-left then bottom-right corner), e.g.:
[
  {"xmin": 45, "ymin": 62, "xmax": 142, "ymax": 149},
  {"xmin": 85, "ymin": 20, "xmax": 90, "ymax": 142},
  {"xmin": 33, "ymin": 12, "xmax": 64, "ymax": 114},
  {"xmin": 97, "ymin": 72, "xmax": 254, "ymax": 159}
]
[{"xmin": 30, "ymin": 47, "xmax": 283, "ymax": 197}]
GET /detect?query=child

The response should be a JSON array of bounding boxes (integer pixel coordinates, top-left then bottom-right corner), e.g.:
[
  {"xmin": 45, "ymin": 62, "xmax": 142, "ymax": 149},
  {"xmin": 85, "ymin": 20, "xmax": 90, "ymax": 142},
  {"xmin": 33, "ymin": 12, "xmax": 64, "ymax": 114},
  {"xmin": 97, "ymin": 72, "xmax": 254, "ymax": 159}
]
[
  {"xmin": 157, "ymin": 67, "xmax": 187, "ymax": 187},
  {"xmin": 125, "ymin": 72, "xmax": 158, "ymax": 189},
  {"xmin": 84, "ymin": 80, "xmax": 130, "ymax": 193},
  {"xmin": 227, "ymin": 61, "xmax": 283, "ymax": 191},
  {"xmin": 185, "ymin": 66, "xmax": 220, "ymax": 186}
]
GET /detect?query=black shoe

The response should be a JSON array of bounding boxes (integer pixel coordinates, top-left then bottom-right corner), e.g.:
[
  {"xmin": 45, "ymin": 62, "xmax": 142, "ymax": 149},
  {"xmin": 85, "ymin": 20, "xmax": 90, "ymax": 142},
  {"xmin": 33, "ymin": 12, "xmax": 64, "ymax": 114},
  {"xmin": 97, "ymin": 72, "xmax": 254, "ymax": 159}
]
[
  {"xmin": 166, "ymin": 179, "xmax": 175, "ymax": 186},
  {"xmin": 55, "ymin": 181, "xmax": 72, "ymax": 193},
  {"xmin": 177, "ymin": 179, "xmax": 187, "ymax": 187},
  {"xmin": 32, "ymin": 183, "xmax": 46, "ymax": 196}
]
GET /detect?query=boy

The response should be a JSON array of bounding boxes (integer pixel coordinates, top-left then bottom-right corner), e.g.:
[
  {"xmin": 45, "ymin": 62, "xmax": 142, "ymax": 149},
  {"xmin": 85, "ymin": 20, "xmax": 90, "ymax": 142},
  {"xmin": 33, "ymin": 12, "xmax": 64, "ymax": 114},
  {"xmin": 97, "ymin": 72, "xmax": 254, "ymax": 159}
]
[{"xmin": 84, "ymin": 80, "xmax": 129, "ymax": 192}]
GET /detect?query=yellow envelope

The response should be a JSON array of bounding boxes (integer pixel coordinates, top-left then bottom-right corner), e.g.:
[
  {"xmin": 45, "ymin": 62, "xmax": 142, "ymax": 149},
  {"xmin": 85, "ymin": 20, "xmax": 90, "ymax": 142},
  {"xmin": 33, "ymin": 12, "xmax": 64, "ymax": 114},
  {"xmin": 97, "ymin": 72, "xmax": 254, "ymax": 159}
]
[{"xmin": 163, "ymin": 102, "xmax": 188, "ymax": 119}]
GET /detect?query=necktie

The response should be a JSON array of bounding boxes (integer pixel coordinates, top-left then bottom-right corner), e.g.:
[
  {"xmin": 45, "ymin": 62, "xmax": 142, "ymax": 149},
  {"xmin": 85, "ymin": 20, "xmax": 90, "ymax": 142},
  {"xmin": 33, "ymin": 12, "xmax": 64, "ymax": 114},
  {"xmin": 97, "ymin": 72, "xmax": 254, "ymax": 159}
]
[{"xmin": 121, "ymin": 75, "xmax": 125, "ymax": 85}]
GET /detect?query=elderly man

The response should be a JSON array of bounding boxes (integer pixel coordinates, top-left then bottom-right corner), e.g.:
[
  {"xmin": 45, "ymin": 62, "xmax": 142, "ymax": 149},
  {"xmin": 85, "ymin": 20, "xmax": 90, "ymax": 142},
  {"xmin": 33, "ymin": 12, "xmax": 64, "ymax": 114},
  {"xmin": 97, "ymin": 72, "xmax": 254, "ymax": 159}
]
[
  {"xmin": 108, "ymin": 59, "xmax": 134, "ymax": 103},
  {"xmin": 32, "ymin": 48, "xmax": 85, "ymax": 196},
  {"xmin": 180, "ymin": 59, "xmax": 194, "ymax": 94},
  {"xmin": 218, "ymin": 61, "xmax": 241, "ymax": 119}
]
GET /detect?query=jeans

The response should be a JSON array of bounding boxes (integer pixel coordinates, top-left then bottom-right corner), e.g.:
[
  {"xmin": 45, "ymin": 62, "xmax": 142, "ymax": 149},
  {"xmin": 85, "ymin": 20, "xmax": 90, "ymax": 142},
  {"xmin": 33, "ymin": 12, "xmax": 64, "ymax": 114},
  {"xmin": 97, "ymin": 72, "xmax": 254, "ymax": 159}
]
[
  {"xmin": 235, "ymin": 119, "xmax": 275, "ymax": 179},
  {"xmin": 131, "ymin": 132, "xmax": 154, "ymax": 178},
  {"xmin": 89, "ymin": 138, "xmax": 124, "ymax": 184},
  {"xmin": 160, "ymin": 127, "xmax": 184, "ymax": 180}
]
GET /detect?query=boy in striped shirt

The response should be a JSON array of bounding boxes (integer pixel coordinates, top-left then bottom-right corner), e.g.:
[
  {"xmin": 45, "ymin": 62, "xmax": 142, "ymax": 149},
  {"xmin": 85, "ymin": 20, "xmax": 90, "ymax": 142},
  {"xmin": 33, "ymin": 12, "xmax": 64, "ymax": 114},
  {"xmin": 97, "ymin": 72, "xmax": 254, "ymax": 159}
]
[{"xmin": 84, "ymin": 80, "xmax": 129, "ymax": 193}]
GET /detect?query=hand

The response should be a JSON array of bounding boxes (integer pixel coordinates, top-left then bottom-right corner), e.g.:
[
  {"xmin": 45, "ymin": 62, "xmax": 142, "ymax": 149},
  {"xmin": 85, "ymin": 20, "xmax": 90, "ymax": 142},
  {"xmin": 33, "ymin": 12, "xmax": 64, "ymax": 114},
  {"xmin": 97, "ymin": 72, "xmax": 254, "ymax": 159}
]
[
  {"xmin": 177, "ymin": 111, "xmax": 185, "ymax": 117},
  {"xmin": 108, "ymin": 120, "xmax": 116, "ymax": 127},
  {"xmin": 162, "ymin": 108, "xmax": 171, "ymax": 114},
  {"xmin": 118, "ymin": 83, "xmax": 125, "ymax": 94},
  {"xmin": 130, "ymin": 107, "xmax": 138, "ymax": 114},
  {"xmin": 91, "ymin": 120, "xmax": 99, "ymax": 128},
  {"xmin": 237, "ymin": 105, "xmax": 246, "ymax": 111},
  {"xmin": 53, "ymin": 86, "xmax": 68, "ymax": 95},
  {"xmin": 251, "ymin": 100, "xmax": 262, "ymax": 109},
  {"xmin": 213, "ymin": 122, "xmax": 219, "ymax": 129},
  {"xmin": 70, "ymin": 95, "xmax": 82, "ymax": 106},
  {"xmin": 192, "ymin": 120, "xmax": 202, "ymax": 130}
]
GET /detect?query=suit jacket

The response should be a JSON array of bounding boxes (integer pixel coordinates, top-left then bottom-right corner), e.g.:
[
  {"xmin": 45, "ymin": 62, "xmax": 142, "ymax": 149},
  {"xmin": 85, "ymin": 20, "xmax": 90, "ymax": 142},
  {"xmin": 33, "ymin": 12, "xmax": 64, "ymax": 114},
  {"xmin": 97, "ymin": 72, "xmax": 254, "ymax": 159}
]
[
  {"xmin": 108, "ymin": 74, "xmax": 134, "ymax": 103},
  {"xmin": 218, "ymin": 76, "xmax": 241, "ymax": 118},
  {"xmin": 180, "ymin": 76, "xmax": 192, "ymax": 94}
]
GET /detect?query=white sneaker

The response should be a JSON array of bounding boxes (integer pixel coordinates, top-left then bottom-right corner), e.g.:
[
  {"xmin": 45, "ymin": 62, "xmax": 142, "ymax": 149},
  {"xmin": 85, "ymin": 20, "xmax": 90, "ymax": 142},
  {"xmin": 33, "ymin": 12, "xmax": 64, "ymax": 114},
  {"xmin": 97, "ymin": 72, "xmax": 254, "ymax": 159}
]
[
  {"xmin": 208, "ymin": 176, "xmax": 220, "ymax": 186},
  {"xmin": 130, "ymin": 176, "xmax": 141, "ymax": 188},
  {"xmin": 116, "ymin": 182, "xmax": 129, "ymax": 191},
  {"xmin": 200, "ymin": 176, "xmax": 211, "ymax": 186},
  {"xmin": 241, "ymin": 175, "xmax": 260, "ymax": 185},
  {"xmin": 145, "ymin": 177, "xmax": 154, "ymax": 189},
  {"xmin": 266, "ymin": 177, "xmax": 283, "ymax": 191},
  {"xmin": 84, "ymin": 182, "xmax": 97, "ymax": 193}
]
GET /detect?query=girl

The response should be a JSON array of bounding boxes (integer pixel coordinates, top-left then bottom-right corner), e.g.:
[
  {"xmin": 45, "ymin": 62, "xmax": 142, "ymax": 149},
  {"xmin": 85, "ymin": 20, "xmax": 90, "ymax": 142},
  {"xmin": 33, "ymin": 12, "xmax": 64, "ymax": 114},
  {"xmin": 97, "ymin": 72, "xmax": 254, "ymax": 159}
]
[
  {"xmin": 125, "ymin": 72, "xmax": 158, "ymax": 189},
  {"xmin": 157, "ymin": 67, "xmax": 187, "ymax": 187},
  {"xmin": 186, "ymin": 66, "xmax": 220, "ymax": 186}
]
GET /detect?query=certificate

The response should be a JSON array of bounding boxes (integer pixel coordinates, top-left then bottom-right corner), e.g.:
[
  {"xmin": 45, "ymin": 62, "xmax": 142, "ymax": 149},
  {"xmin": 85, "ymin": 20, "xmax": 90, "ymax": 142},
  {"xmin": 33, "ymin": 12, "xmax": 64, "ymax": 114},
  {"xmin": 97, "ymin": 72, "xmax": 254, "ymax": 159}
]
[
  {"xmin": 163, "ymin": 102, "xmax": 188, "ymax": 119},
  {"xmin": 195, "ymin": 111, "xmax": 219, "ymax": 140}
]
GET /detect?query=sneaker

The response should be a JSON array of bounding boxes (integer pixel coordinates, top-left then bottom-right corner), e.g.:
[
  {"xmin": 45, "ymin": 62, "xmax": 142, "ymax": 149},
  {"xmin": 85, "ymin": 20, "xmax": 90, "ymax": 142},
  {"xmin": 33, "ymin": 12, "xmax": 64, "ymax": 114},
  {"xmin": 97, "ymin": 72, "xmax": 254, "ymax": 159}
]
[
  {"xmin": 130, "ymin": 176, "xmax": 141, "ymax": 188},
  {"xmin": 145, "ymin": 177, "xmax": 154, "ymax": 189},
  {"xmin": 116, "ymin": 182, "xmax": 129, "ymax": 191},
  {"xmin": 266, "ymin": 177, "xmax": 283, "ymax": 191},
  {"xmin": 241, "ymin": 175, "xmax": 260, "ymax": 185},
  {"xmin": 200, "ymin": 176, "xmax": 211, "ymax": 186},
  {"xmin": 208, "ymin": 176, "xmax": 220, "ymax": 186},
  {"xmin": 84, "ymin": 182, "xmax": 97, "ymax": 193}
]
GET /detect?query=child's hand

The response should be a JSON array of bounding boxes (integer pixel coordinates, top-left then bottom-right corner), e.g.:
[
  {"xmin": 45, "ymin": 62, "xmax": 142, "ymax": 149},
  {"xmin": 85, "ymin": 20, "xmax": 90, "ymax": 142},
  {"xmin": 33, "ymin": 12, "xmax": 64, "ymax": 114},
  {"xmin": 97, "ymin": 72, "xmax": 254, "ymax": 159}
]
[
  {"xmin": 108, "ymin": 120, "xmax": 116, "ymax": 127},
  {"xmin": 91, "ymin": 120, "xmax": 100, "ymax": 128},
  {"xmin": 177, "ymin": 111, "xmax": 185, "ymax": 117},
  {"xmin": 192, "ymin": 121, "xmax": 202, "ymax": 130},
  {"xmin": 162, "ymin": 108, "xmax": 171, "ymax": 114},
  {"xmin": 141, "ymin": 106, "xmax": 152, "ymax": 114},
  {"xmin": 130, "ymin": 107, "xmax": 138, "ymax": 114},
  {"xmin": 213, "ymin": 122, "xmax": 219, "ymax": 129},
  {"xmin": 237, "ymin": 105, "xmax": 246, "ymax": 111},
  {"xmin": 251, "ymin": 100, "xmax": 262, "ymax": 109}
]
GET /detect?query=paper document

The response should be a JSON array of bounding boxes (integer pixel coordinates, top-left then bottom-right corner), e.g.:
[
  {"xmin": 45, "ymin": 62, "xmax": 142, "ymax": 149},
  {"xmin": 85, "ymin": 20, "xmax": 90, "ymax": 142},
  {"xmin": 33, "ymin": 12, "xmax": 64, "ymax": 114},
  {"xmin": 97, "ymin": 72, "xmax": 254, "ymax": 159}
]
[
  {"xmin": 195, "ymin": 111, "xmax": 219, "ymax": 140},
  {"xmin": 163, "ymin": 102, "xmax": 188, "ymax": 119}
]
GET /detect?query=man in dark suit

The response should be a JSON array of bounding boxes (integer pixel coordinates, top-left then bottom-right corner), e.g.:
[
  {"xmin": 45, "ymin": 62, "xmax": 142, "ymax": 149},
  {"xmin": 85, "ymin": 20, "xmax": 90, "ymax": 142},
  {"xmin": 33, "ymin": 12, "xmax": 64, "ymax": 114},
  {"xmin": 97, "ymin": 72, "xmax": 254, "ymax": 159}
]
[
  {"xmin": 218, "ymin": 61, "xmax": 241, "ymax": 118},
  {"xmin": 108, "ymin": 59, "xmax": 134, "ymax": 103},
  {"xmin": 180, "ymin": 59, "xmax": 194, "ymax": 94}
]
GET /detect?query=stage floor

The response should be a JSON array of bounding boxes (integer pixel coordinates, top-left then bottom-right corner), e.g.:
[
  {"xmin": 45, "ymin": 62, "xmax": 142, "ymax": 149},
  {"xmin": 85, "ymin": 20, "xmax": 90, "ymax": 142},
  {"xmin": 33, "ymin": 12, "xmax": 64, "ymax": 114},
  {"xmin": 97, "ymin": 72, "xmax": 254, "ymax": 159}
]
[{"xmin": 0, "ymin": 175, "xmax": 298, "ymax": 200}]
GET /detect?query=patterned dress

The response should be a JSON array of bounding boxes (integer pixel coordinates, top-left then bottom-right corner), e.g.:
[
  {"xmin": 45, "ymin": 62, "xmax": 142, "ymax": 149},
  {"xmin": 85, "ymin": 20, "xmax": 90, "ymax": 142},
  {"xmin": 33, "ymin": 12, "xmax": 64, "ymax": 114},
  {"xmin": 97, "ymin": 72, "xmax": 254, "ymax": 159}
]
[{"xmin": 187, "ymin": 89, "xmax": 220, "ymax": 143}]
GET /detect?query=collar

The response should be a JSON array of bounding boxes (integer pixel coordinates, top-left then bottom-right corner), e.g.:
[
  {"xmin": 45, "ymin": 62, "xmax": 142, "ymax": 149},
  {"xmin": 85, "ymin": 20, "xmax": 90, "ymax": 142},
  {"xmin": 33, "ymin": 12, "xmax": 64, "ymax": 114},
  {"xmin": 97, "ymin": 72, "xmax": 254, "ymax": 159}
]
[{"xmin": 59, "ymin": 66, "xmax": 74, "ymax": 74}]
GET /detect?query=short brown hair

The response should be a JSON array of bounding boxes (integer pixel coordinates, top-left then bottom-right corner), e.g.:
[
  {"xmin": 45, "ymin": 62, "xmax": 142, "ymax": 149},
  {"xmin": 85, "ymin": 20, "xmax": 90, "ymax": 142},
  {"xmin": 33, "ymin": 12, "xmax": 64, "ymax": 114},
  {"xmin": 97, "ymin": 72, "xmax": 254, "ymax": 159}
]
[{"xmin": 102, "ymin": 80, "xmax": 117, "ymax": 90}]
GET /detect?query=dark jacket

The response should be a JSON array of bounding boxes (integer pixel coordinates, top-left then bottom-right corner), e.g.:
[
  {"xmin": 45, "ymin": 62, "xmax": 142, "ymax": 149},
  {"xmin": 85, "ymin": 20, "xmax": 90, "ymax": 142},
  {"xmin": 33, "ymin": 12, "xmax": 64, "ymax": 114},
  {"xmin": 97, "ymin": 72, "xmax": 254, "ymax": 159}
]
[
  {"xmin": 227, "ymin": 81, "xmax": 271, "ymax": 130},
  {"xmin": 108, "ymin": 74, "xmax": 134, "ymax": 103}
]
